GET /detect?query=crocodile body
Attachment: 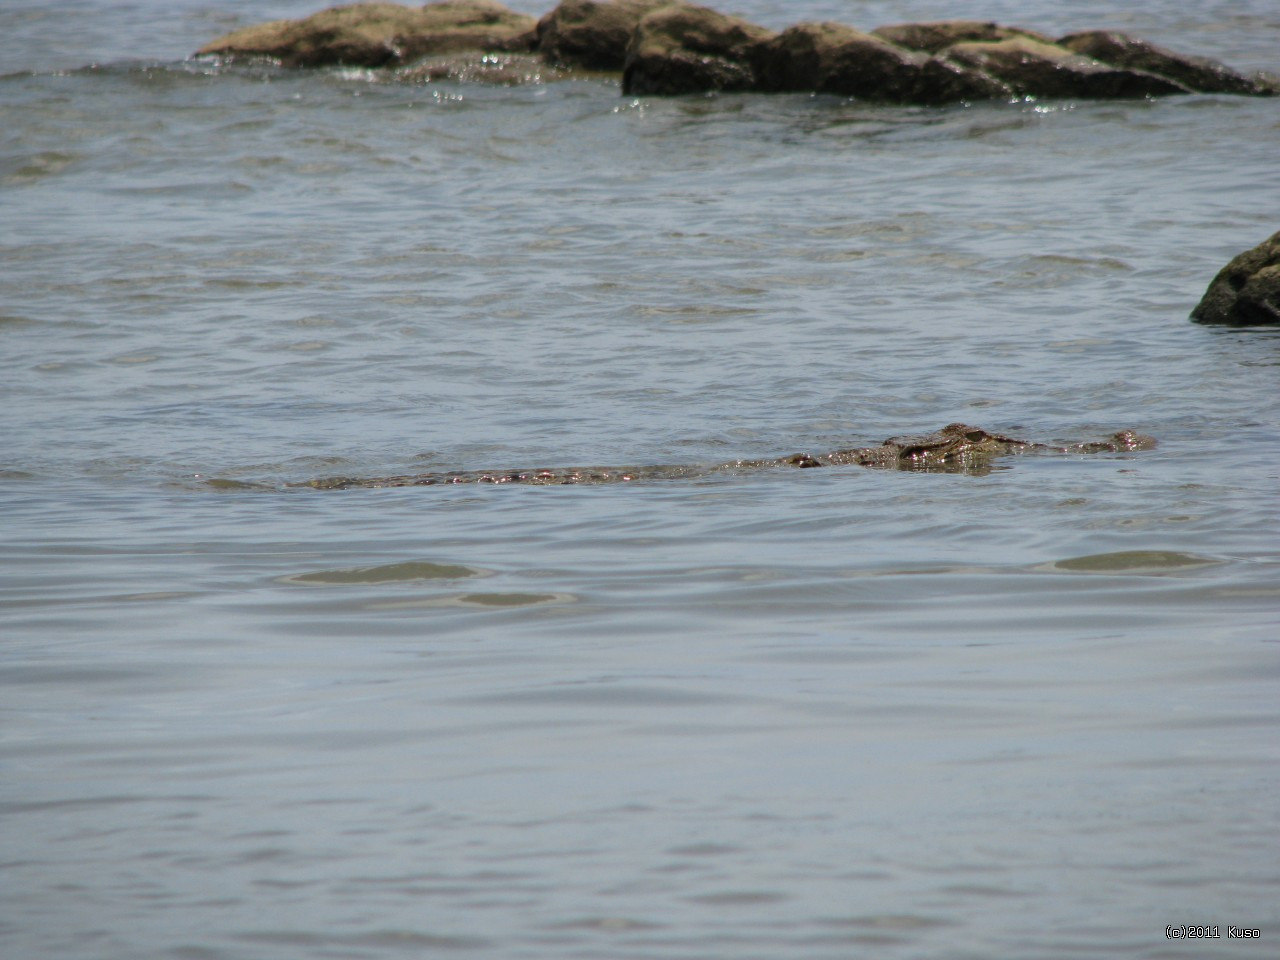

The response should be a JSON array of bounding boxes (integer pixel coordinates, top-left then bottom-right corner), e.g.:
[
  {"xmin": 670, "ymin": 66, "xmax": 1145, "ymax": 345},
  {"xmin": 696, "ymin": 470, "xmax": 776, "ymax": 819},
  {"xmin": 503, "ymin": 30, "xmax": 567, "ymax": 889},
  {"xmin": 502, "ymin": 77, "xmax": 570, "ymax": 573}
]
[{"xmin": 298, "ymin": 423, "xmax": 1154, "ymax": 490}]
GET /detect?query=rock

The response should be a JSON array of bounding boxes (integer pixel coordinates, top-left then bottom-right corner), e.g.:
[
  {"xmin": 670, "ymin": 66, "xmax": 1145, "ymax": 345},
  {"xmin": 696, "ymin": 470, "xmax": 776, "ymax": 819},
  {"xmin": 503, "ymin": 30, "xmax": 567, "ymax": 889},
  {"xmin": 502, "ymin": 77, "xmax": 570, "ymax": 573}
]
[
  {"xmin": 536, "ymin": 0, "xmax": 678, "ymax": 71},
  {"xmin": 903, "ymin": 56, "xmax": 1014, "ymax": 105},
  {"xmin": 750, "ymin": 21, "xmax": 871, "ymax": 92},
  {"xmin": 196, "ymin": 1, "xmax": 537, "ymax": 69},
  {"xmin": 818, "ymin": 30, "xmax": 1010, "ymax": 104},
  {"xmin": 1059, "ymin": 30, "xmax": 1277, "ymax": 96},
  {"xmin": 1191, "ymin": 232, "xmax": 1280, "ymax": 326},
  {"xmin": 872, "ymin": 20, "xmax": 1052, "ymax": 54},
  {"xmin": 196, "ymin": 4, "xmax": 416, "ymax": 66},
  {"xmin": 751, "ymin": 22, "xmax": 1008, "ymax": 104},
  {"xmin": 942, "ymin": 36, "xmax": 1189, "ymax": 99},
  {"xmin": 410, "ymin": 0, "xmax": 537, "ymax": 55},
  {"xmin": 195, "ymin": 3, "xmax": 1277, "ymax": 103},
  {"xmin": 621, "ymin": 3, "xmax": 774, "ymax": 95}
]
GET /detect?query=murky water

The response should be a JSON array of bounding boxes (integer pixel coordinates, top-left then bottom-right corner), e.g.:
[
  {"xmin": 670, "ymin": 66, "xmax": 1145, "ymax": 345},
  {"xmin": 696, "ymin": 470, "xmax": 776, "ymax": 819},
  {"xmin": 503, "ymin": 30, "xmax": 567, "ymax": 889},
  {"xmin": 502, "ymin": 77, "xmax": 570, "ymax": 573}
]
[{"xmin": 2, "ymin": 2, "xmax": 1278, "ymax": 957}]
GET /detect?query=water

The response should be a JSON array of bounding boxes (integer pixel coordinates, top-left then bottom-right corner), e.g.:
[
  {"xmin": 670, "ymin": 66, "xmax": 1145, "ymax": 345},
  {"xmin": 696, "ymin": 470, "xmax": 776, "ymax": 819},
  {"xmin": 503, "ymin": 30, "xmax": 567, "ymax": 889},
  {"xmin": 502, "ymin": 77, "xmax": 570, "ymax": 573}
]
[{"xmin": 2, "ymin": 2, "xmax": 1279, "ymax": 957}]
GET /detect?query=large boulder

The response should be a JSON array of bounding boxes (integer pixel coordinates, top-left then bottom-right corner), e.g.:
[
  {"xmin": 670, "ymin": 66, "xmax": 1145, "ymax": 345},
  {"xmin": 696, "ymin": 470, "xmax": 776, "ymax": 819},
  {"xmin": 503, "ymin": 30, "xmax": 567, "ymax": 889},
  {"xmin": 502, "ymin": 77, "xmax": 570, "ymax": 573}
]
[
  {"xmin": 1191, "ymin": 232, "xmax": 1280, "ymax": 326},
  {"xmin": 752, "ymin": 22, "xmax": 1008, "ymax": 104},
  {"xmin": 942, "ymin": 36, "xmax": 1188, "ymax": 99},
  {"xmin": 901, "ymin": 55, "xmax": 1014, "ymax": 105},
  {"xmin": 196, "ymin": 1, "xmax": 537, "ymax": 68},
  {"xmin": 750, "ymin": 21, "xmax": 875, "ymax": 92},
  {"xmin": 621, "ymin": 3, "xmax": 774, "ymax": 95},
  {"xmin": 1059, "ymin": 30, "xmax": 1277, "ymax": 96},
  {"xmin": 536, "ymin": 0, "xmax": 678, "ymax": 71},
  {"xmin": 872, "ymin": 20, "xmax": 1051, "ymax": 54},
  {"xmin": 818, "ymin": 30, "xmax": 1009, "ymax": 104}
]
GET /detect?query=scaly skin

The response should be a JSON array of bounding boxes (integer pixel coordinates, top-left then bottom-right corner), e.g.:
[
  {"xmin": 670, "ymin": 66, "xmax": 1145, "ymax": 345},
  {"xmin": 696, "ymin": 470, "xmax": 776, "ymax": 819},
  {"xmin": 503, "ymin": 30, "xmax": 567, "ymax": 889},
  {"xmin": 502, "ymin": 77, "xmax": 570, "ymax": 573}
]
[{"xmin": 297, "ymin": 423, "xmax": 1155, "ymax": 490}]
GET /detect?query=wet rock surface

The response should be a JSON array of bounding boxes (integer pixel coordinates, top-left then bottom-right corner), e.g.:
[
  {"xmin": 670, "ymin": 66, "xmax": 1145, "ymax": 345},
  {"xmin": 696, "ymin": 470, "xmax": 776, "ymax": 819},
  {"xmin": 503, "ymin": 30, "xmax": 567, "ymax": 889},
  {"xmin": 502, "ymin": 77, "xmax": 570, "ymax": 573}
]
[
  {"xmin": 196, "ymin": 0, "xmax": 537, "ymax": 68},
  {"xmin": 1058, "ymin": 30, "xmax": 1276, "ymax": 97},
  {"xmin": 942, "ymin": 36, "xmax": 1189, "ymax": 99},
  {"xmin": 1192, "ymin": 231, "xmax": 1280, "ymax": 326},
  {"xmin": 871, "ymin": 20, "xmax": 1052, "ymax": 55},
  {"xmin": 536, "ymin": 0, "xmax": 674, "ymax": 71},
  {"xmin": 751, "ymin": 22, "xmax": 1011, "ymax": 104},
  {"xmin": 194, "ymin": 2, "xmax": 1277, "ymax": 104},
  {"xmin": 620, "ymin": 3, "xmax": 773, "ymax": 95}
]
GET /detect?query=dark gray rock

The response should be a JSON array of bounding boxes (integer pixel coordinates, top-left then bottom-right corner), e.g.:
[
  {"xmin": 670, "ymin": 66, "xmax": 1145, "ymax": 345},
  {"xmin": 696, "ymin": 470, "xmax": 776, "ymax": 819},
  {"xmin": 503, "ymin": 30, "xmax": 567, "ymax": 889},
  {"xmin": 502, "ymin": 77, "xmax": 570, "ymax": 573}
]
[
  {"xmin": 196, "ymin": 1, "xmax": 537, "ymax": 69},
  {"xmin": 820, "ymin": 33, "xmax": 1009, "ymax": 104},
  {"xmin": 872, "ymin": 20, "xmax": 1051, "ymax": 54},
  {"xmin": 536, "ymin": 0, "xmax": 678, "ymax": 71},
  {"xmin": 903, "ymin": 55, "xmax": 1013, "ymax": 104},
  {"xmin": 942, "ymin": 36, "xmax": 1189, "ymax": 99},
  {"xmin": 749, "ymin": 21, "xmax": 860, "ymax": 92},
  {"xmin": 621, "ymin": 3, "xmax": 774, "ymax": 95},
  {"xmin": 1059, "ymin": 30, "xmax": 1277, "ymax": 96},
  {"xmin": 1192, "ymin": 232, "xmax": 1280, "ymax": 326},
  {"xmin": 752, "ymin": 21, "xmax": 1009, "ymax": 104}
]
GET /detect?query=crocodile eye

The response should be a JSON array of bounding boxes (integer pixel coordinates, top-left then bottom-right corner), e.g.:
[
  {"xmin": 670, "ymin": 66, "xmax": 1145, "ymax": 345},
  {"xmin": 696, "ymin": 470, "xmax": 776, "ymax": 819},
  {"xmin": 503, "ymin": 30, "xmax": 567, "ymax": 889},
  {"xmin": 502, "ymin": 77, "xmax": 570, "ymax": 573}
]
[
  {"xmin": 964, "ymin": 430, "xmax": 987, "ymax": 442},
  {"xmin": 785, "ymin": 453, "xmax": 822, "ymax": 468}
]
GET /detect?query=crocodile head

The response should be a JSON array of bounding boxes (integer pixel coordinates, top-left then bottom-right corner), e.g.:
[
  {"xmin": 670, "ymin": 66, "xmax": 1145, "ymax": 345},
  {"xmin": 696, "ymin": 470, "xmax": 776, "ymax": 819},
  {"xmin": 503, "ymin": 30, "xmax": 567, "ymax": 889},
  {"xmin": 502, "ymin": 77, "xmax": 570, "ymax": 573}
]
[
  {"xmin": 818, "ymin": 423, "xmax": 1033, "ymax": 470},
  {"xmin": 883, "ymin": 423, "xmax": 1030, "ymax": 467}
]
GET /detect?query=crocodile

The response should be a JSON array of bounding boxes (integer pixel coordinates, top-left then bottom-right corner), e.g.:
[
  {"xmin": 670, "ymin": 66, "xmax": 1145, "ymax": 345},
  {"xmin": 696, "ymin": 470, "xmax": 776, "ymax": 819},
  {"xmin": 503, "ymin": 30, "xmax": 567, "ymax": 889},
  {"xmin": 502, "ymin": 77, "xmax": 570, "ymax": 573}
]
[{"xmin": 297, "ymin": 423, "xmax": 1155, "ymax": 490}]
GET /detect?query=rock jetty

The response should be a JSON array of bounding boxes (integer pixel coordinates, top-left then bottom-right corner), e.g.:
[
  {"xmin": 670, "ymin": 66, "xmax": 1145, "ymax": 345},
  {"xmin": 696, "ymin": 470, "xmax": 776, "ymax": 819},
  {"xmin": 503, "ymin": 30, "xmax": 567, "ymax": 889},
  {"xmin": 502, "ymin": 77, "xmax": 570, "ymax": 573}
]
[{"xmin": 196, "ymin": 1, "xmax": 1278, "ymax": 102}]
